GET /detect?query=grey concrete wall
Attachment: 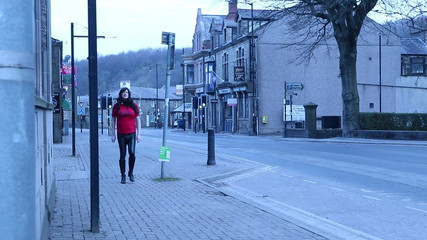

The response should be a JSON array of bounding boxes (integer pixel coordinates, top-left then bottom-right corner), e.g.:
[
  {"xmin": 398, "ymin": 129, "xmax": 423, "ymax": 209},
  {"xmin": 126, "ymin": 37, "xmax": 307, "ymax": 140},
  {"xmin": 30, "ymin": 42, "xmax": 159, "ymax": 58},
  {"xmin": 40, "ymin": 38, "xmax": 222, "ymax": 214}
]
[
  {"xmin": 255, "ymin": 15, "xmax": 401, "ymax": 135},
  {"xmin": 0, "ymin": 1, "xmax": 37, "ymax": 239}
]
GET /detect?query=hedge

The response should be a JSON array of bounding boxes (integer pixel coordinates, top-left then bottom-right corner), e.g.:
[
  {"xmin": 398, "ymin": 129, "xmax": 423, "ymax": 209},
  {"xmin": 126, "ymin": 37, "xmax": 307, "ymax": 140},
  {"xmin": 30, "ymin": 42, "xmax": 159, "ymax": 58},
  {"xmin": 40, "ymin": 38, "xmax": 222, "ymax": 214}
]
[{"xmin": 359, "ymin": 113, "xmax": 427, "ymax": 131}]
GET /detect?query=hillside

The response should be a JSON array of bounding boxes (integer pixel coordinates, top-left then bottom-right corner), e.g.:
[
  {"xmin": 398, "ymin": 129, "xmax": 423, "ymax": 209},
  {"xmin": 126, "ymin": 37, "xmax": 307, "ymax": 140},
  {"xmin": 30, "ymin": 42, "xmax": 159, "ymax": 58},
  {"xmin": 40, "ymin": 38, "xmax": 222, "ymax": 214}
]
[{"xmin": 73, "ymin": 47, "xmax": 190, "ymax": 95}]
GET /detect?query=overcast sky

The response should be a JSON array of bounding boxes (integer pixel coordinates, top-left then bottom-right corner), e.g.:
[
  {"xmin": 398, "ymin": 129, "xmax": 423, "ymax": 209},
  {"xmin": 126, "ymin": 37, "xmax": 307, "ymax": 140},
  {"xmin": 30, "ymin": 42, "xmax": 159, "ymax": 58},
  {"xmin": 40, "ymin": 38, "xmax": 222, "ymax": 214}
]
[{"xmin": 51, "ymin": 0, "xmax": 236, "ymax": 60}]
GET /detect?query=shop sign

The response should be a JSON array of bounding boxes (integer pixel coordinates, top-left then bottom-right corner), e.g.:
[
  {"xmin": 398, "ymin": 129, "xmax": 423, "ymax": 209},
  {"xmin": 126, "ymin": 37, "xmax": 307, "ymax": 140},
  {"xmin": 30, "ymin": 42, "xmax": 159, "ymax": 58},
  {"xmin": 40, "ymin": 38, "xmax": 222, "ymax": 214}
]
[
  {"xmin": 227, "ymin": 98, "xmax": 237, "ymax": 106},
  {"xmin": 218, "ymin": 88, "xmax": 231, "ymax": 94}
]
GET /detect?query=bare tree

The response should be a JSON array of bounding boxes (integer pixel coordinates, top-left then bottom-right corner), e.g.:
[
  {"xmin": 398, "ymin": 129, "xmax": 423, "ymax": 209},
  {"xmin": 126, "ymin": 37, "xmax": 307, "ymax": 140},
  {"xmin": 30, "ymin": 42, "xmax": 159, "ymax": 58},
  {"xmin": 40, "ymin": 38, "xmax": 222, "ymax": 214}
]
[{"xmin": 266, "ymin": 0, "xmax": 426, "ymax": 137}]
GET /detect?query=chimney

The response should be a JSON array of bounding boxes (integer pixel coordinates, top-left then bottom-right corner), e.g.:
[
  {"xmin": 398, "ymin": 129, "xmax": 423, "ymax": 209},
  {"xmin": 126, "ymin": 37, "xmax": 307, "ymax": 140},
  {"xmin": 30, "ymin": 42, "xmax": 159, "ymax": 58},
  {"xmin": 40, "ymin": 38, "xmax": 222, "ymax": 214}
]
[
  {"xmin": 227, "ymin": 0, "xmax": 238, "ymax": 20},
  {"xmin": 228, "ymin": 0, "xmax": 237, "ymax": 14}
]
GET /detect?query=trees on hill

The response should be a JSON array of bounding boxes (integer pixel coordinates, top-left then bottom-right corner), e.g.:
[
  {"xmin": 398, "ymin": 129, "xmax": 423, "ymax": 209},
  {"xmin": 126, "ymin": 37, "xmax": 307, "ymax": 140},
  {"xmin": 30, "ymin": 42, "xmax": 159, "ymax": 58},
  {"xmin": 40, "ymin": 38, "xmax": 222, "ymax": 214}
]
[{"xmin": 74, "ymin": 48, "xmax": 190, "ymax": 95}]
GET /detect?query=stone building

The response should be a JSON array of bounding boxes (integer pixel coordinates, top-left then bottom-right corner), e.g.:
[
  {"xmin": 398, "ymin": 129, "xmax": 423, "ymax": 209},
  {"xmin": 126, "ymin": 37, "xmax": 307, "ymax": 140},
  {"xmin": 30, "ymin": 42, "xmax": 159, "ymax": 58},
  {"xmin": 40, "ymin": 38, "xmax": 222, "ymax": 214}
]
[
  {"xmin": 182, "ymin": 0, "xmax": 424, "ymax": 135},
  {"xmin": 0, "ymin": 1, "xmax": 57, "ymax": 239}
]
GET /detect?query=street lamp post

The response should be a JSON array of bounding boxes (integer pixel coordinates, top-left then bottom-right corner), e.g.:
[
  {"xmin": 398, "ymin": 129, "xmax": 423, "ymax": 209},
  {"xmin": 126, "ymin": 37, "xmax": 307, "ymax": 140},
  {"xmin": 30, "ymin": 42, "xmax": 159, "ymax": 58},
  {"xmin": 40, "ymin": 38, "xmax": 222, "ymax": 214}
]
[
  {"xmin": 87, "ymin": 0, "xmax": 99, "ymax": 233},
  {"xmin": 378, "ymin": 33, "xmax": 382, "ymax": 113},
  {"xmin": 246, "ymin": 1, "xmax": 257, "ymax": 135},
  {"xmin": 71, "ymin": 23, "xmax": 76, "ymax": 156},
  {"xmin": 70, "ymin": 22, "xmax": 105, "ymax": 156},
  {"xmin": 182, "ymin": 48, "xmax": 186, "ymax": 131}
]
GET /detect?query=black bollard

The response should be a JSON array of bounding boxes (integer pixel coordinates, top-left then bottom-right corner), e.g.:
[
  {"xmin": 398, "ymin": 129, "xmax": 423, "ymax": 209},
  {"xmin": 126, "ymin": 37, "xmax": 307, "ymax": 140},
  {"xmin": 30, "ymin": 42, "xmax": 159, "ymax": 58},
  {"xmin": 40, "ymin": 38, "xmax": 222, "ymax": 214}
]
[{"xmin": 207, "ymin": 129, "xmax": 216, "ymax": 165}]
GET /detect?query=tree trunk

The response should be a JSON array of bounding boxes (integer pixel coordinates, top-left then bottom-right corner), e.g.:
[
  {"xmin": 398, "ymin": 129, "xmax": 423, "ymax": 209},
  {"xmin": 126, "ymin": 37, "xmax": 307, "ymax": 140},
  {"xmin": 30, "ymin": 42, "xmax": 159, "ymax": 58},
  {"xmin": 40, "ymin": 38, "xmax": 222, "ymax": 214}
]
[{"xmin": 337, "ymin": 40, "xmax": 360, "ymax": 137}]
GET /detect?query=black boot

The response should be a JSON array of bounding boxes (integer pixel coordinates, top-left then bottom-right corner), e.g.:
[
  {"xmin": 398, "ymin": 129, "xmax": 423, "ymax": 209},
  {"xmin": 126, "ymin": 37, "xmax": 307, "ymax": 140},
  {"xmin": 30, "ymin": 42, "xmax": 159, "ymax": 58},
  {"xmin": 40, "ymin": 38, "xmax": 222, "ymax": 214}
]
[
  {"xmin": 119, "ymin": 160, "xmax": 126, "ymax": 184},
  {"xmin": 128, "ymin": 156, "xmax": 135, "ymax": 182},
  {"xmin": 129, "ymin": 174, "xmax": 135, "ymax": 182}
]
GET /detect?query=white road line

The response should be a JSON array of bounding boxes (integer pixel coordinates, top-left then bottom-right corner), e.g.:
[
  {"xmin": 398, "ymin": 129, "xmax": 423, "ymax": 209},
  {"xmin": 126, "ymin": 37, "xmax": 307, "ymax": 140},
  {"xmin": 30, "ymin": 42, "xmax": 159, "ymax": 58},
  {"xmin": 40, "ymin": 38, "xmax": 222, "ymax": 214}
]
[
  {"xmin": 303, "ymin": 179, "xmax": 317, "ymax": 184},
  {"xmin": 329, "ymin": 186, "xmax": 345, "ymax": 192},
  {"xmin": 363, "ymin": 195, "xmax": 382, "ymax": 201},
  {"xmin": 405, "ymin": 206, "xmax": 427, "ymax": 214}
]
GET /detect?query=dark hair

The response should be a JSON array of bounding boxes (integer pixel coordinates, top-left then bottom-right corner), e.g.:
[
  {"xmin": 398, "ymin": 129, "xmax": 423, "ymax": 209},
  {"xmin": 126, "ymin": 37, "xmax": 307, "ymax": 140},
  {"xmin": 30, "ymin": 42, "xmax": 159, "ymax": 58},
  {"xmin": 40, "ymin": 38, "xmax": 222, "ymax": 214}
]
[{"xmin": 113, "ymin": 87, "xmax": 139, "ymax": 115}]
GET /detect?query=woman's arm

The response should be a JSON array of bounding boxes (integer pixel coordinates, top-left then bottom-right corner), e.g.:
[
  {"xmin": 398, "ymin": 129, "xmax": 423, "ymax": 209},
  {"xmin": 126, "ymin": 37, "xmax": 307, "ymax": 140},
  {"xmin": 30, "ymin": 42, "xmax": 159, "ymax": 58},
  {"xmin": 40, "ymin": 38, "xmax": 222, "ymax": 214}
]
[
  {"xmin": 136, "ymin": 116, "xmax": 141, "ymax": 142},
  {"xmin": 111, "ymin": 116, "xmax": 117, "ymax": 142}
]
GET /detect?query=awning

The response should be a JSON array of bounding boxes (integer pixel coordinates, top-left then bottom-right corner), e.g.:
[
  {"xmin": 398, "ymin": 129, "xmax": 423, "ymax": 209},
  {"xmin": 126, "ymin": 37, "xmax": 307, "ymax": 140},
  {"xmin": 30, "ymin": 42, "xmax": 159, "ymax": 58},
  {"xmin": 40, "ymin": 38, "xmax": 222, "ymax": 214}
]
[{"xmin": 171, "ymin": 103, "xmax": 192, "ymax": 113}]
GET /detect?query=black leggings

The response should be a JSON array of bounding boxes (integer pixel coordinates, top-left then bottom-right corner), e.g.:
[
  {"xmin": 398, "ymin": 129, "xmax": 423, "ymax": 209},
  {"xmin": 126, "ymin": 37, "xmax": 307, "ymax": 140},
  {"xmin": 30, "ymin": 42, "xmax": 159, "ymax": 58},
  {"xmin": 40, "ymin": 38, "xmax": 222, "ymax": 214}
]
[{"xmin": 117, "ymin": 133, "xmax": 136, "ymax": 175}]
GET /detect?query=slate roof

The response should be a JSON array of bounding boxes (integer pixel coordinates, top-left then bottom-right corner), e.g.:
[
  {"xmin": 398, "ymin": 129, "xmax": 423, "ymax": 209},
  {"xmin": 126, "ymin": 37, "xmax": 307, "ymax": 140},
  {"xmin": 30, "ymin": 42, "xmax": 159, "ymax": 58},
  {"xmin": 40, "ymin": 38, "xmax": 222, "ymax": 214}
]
[
  {"xmin": 201, "ymin": 15, "xmax": 225, "ymax": 39},
  {"xmin": 401, "ymin": 37, "xmax": 427, "ymax": 55},
  {"xmin": 237, "ymin": 9, "xmax": 278, "ymax": 20}
]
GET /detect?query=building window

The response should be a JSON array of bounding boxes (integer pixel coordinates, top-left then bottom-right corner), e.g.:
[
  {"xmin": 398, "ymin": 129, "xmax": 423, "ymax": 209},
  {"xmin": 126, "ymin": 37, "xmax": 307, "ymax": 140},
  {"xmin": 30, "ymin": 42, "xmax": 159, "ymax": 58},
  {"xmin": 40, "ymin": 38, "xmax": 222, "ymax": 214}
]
[
  {"xmin": 236, "ymin": 47, "xmax": 245, "ymax": 67},
  {"xmin": 401, "ymin": 56, "xmax": 427, "ymax": 76},
  {"xmin": 187, "ymin": 65, "xmax": 194, "ymax": 84},
  {"xmin": 222, "ymin": 53, "xmax": 229, "ymax": 81},
  {"xmin": 151, "ymin": 101, "xmax": 155, "ymax": 108},
  {"xmin": 410, "ymin": 57, "xmax": 425, "ymax": 75}
]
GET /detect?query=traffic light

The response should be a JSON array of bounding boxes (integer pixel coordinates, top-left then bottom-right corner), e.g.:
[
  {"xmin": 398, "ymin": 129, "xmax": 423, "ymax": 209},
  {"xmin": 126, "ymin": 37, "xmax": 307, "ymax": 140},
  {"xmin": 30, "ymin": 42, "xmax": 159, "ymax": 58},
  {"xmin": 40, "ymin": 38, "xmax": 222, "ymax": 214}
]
[
  {"xmin": 192, "ymin": 96, "xmax": 198, "ymax": 109},
  {"xmin": 107, "ymin": 96, "xmax": 113, "ymax": 108},
  {"xmin": 101, "ymin": 96, "xmax": 106, "ymax": 109},
  {"xmin": 201, "ymin": 95, "xmax": 207, "ymax": 107}
]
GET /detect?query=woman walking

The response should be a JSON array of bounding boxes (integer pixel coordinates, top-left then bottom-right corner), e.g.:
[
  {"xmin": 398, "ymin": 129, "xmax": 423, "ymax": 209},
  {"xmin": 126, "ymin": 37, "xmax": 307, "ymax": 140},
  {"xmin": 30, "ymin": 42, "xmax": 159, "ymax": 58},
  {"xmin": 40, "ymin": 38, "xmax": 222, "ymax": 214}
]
[{"xmin": 111, "ymin": 87, "xmax": 141, "ymax": 184}]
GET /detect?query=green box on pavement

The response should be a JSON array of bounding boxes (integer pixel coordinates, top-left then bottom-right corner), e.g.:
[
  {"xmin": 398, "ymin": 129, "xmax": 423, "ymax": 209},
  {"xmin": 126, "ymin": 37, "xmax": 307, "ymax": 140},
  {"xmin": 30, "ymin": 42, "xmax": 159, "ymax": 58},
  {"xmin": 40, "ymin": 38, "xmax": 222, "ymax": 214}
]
[{"xmin": 159, "ymin": 146, "xmax": 170, "ymax": 162}]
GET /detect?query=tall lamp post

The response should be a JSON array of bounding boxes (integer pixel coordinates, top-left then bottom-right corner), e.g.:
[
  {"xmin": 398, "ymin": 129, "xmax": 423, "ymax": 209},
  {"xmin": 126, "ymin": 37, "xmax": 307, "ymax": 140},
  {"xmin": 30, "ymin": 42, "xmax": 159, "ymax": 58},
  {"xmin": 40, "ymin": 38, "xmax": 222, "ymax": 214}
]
[
  {"xmin": 70, "ymin": 22, "xmax": 105, "ymax": 156},
  {"xmin": 246, "ymin": 1, "xmax": 257, "ymax": 135},
  {"xmin": 182, "ymin": 48, "xmax": 186, "ymax": 131},
  {"xmin": 378, "ymin": 32, "xmax": 382, "ymax": 113}
]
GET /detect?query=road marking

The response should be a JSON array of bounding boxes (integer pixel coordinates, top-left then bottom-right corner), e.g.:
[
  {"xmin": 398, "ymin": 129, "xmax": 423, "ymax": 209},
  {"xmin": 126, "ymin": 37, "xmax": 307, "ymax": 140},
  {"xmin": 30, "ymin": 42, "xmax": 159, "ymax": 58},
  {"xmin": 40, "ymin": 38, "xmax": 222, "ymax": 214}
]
[
  {"xmin": 303, "ymin": 179, "xmax": 317, "ymax": 184},
  {"xmin": 329, "ymin": 186, "xmax": 345, "ymax": 192},
  {"xmin": 361, "ymin": 188, "xmax": 376, "ymax": 193},
  {"xmin": 405, "ymin": 206, "xmax": 427, "ymax": 214},
  {"xmin": 363, "ymin": 195, "xmax": 382, "ymax": 201}
]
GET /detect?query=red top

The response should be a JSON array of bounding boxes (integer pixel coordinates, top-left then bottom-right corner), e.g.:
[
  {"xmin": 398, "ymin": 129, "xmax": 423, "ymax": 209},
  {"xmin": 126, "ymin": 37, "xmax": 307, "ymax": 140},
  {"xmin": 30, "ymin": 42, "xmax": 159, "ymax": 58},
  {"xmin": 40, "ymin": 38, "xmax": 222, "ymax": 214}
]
[{"xmin": 112, "ymin": 103, "xmax": 140, "ymax": 134}]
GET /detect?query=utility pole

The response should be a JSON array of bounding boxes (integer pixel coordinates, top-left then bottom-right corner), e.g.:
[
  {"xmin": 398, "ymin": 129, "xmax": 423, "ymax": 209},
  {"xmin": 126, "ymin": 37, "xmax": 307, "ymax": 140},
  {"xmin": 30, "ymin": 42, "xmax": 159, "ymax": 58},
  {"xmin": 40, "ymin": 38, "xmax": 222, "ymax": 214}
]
[
  {"xmin": 378, "ymin": 33, "xmax": 382, "ymax": 113},
  {"xmin": 70, "ymin": 22, "xmax": 105, "ymax": 154},
  {"xmin": 71, "ymin": 23, "xmax": 76, "ymax": 156},
  {"xmin": 248, "ymin": 2, "xmax": 257, "ymax": 135},
  {"xmin": 88, "ymin": 0, "xmax": 100, "ymax": 233},
  {"xmin": 160, "ymin": 32, "xmax": 175, "ymax": 178},
  {"xmin": 182, "ymin": 48, "xmax": 186, "ymax": 131}
]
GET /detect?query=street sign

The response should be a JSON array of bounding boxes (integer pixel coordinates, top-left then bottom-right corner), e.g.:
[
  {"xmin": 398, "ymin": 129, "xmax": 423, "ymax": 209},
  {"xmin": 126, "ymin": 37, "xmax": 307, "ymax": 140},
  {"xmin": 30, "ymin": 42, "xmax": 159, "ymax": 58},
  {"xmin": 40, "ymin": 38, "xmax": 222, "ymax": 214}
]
[
  {"xmin": 78, "ymin": 107, "xmax": 85, "ymax": 115},
  {"xmin": 286, "ymin": 82, "xmax": 304, "ymax": 91},
  {"xmin": 78, "ymin": 101, "xmax": 85, "ymax": 115},
  {"xmin": 62, "ymin": 74, "xmax": 72, "ymax": 85},
  {"xmin": 159, "ymin": 146, "xmax": 170, "ymax": 162}
]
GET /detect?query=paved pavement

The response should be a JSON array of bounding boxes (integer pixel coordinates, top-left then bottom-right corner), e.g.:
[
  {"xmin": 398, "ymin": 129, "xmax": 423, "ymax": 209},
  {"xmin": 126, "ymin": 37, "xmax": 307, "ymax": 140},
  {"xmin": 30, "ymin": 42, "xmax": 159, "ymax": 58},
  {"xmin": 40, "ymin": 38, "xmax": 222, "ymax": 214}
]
[{"xmin": 49, "ymin": 129, "xmax": 328, "ymax": 240}]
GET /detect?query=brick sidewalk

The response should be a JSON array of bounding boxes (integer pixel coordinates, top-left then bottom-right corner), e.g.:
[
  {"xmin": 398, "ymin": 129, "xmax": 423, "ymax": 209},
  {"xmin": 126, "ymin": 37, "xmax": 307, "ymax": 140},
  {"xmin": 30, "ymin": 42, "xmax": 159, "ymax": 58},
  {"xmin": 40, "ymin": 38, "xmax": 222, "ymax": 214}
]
[{"xmin": 49, "ymin": 129, "xmax": 327, "ymax": 240}]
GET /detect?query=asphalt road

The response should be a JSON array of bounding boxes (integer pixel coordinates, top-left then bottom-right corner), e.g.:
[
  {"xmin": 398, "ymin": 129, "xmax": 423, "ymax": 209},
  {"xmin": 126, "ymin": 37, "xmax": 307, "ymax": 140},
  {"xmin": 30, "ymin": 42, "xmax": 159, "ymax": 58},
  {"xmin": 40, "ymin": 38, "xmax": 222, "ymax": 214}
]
[{"xmin": 142, "ymin": 129, "xmax": 427, "ymax": 240}]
